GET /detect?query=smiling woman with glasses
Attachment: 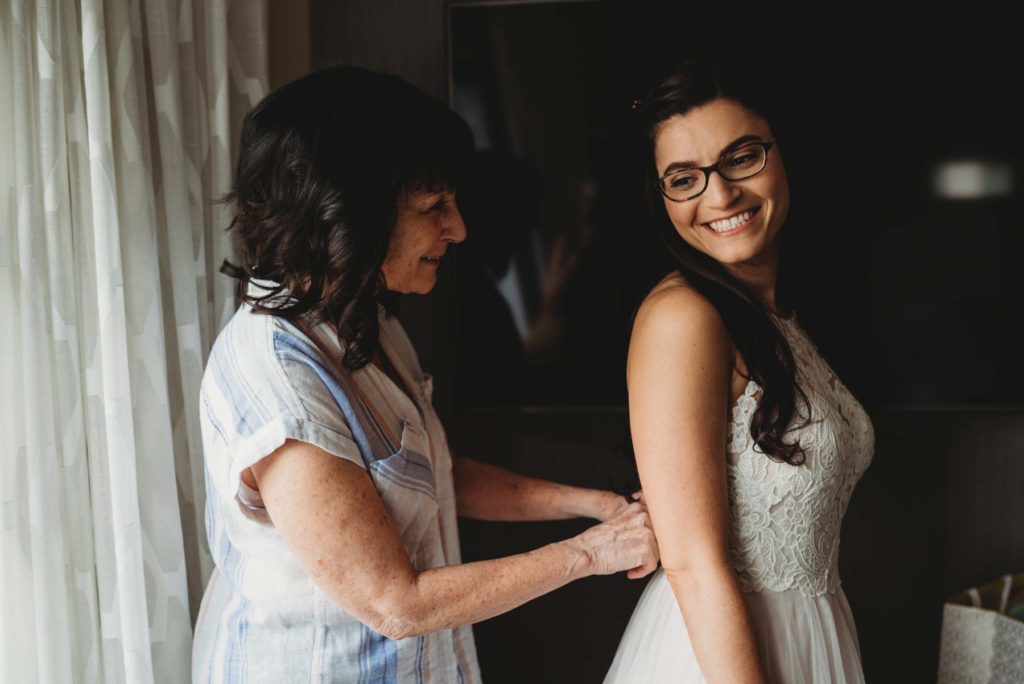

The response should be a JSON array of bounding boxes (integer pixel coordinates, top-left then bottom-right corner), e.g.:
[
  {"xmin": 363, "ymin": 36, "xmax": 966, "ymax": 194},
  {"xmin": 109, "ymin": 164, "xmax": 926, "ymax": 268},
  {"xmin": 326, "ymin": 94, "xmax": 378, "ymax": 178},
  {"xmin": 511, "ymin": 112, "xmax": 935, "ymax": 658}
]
[{"xmin": 604, "ymin": 59, "xmax": 875, "ymax": 684}]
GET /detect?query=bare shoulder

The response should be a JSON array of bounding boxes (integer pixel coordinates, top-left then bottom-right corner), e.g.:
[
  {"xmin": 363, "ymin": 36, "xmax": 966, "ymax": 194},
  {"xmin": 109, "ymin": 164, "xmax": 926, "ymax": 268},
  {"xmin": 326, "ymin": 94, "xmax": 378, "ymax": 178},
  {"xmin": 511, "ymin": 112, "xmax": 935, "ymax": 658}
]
[
  {"xmin": 646, "ymin": 270, "xmax": 692, "ymax": 299},
  {"xmin": 632, "ymin": 272, "xmax": 729, "ymax": 350}
]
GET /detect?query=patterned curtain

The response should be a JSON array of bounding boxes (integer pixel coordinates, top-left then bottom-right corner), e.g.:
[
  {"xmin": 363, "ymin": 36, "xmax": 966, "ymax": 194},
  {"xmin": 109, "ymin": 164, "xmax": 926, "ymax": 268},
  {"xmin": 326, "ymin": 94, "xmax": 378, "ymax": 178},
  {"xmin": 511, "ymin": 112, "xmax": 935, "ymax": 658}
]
[{"xmin": 0, "ymin": 1, "xmax": 267, "ymax": 682}]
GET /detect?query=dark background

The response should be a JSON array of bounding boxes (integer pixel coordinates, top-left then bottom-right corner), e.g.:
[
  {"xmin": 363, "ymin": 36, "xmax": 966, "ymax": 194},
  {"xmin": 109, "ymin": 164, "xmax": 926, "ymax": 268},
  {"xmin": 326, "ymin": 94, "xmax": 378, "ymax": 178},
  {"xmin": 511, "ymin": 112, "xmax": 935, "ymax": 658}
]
[
  {"xmin": 446, "ymin": 1, "xmax": 1024, "ymax": 411},
  {"xmin": 304, "ymin": 1, "xmax": 1024, "ymax": 682}
]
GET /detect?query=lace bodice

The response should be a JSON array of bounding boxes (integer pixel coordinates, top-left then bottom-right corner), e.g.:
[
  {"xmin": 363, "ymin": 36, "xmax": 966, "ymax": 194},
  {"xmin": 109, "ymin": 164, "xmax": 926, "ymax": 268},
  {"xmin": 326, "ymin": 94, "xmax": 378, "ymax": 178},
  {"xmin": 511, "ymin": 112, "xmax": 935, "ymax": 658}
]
[{"xmin": 726, "ymin": 312, "xmax": 875, "ymax": 597}]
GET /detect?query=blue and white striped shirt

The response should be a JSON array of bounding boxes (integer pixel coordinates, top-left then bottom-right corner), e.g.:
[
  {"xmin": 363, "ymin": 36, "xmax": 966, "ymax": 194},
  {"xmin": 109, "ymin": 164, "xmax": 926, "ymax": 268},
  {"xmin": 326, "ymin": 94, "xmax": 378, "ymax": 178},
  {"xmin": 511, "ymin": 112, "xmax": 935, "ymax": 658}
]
[{"xmin": 192, "ymin": 280, "xmax": 481, "ymax": 683}]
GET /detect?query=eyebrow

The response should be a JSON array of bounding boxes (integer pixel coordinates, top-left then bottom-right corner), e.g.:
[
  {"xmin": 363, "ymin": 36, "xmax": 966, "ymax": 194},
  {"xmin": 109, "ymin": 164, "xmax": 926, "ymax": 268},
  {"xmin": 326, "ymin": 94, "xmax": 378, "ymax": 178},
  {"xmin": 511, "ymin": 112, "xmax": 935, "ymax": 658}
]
[
  {"xmin": 661, "ymin": 134, "xmax": 766, "ymax": 175},
  {"xmin": 404, "ymin": 189, "xmax": 449, "ymax": 207}
]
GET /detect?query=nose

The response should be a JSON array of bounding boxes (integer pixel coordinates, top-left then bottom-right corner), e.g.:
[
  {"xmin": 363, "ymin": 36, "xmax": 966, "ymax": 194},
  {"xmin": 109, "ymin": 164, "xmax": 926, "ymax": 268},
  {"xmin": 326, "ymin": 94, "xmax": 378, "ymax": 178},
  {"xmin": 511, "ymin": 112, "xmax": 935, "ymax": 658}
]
[
  {"xmin": 703, "ymin": 168, "xmax": 742, "ymax": 207},
  {"xmin": 444, "ymin": 198, "xmax": 468, "ymax": 244}
]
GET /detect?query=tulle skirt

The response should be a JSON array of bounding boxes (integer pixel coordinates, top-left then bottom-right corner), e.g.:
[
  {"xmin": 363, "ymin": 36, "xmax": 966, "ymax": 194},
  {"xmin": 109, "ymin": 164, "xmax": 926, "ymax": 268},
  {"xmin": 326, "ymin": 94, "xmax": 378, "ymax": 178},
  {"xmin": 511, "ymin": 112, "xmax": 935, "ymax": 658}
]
[{"xmin": 604, "ymin": 567, "xmax": 866, "ymax": 683}]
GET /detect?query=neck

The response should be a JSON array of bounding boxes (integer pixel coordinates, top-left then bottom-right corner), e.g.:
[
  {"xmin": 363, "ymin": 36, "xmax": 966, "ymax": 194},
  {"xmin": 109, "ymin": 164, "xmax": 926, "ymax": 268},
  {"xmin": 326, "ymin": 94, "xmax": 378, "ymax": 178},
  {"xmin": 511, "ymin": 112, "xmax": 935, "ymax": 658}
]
[{"xmin": 722, "ymin": 249, "xmax": 782, "ymax": 315}]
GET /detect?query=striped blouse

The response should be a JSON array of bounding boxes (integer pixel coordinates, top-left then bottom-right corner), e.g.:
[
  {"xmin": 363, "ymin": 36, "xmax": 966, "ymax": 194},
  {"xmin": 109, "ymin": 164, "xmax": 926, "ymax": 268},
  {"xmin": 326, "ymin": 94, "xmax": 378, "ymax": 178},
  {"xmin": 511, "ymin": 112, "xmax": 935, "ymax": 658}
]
[{"xmin": 192, "ymin": 279, "xmax": 481, "ymax": 683}]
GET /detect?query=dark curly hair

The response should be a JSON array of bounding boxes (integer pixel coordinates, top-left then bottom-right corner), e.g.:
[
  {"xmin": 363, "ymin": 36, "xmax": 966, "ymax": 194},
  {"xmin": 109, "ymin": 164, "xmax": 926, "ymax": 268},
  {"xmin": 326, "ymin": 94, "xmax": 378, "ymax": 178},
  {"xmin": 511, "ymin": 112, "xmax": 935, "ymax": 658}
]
[
  {"xmin": 221, "ymin": 65, "xmax": 474, "ymax": 371},
  {"xmin": 633, "ymin": 58, "xmax": 811, "ymax": 466}
]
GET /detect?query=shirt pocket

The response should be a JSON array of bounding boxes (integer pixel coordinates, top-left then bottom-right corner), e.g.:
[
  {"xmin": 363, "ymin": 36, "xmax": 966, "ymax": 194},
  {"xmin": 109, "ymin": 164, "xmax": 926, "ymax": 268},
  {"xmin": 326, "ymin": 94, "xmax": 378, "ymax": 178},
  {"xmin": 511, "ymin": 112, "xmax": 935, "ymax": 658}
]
[{"xmin": 368, "ymin": 420, "xmax": 440, "ymax": 565}]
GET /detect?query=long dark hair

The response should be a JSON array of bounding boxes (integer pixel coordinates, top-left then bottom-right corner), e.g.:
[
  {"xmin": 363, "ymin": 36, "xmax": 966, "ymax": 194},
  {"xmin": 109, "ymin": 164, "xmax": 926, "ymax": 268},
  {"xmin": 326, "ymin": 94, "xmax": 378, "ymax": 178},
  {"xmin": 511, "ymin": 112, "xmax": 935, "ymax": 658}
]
[
  {"xmin": 221, "ymin": 65, "xmax": 474, "ymax": 371},
  {"xmin": 633, "ymin": 58, "xmax": 810, "ymax": 466}
]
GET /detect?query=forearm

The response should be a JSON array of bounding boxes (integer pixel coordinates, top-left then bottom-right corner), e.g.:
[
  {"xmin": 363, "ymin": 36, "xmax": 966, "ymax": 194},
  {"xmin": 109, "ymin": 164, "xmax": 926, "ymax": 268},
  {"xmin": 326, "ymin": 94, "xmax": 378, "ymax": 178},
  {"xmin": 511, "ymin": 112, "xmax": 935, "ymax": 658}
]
[
  {"xmin": 375, "ymin": 538, "xmax": 592, "ymax": 639},
  {"xmin": 453, "ymin": 455, "xmax": 615, "ymax": 521},
  {"xmin": 254, "ymin": 439, "xmax": 654, "ymax": 644},
  {"xmin": 665, "ymin": 562, "xmax": 768, "ymax": 684}
]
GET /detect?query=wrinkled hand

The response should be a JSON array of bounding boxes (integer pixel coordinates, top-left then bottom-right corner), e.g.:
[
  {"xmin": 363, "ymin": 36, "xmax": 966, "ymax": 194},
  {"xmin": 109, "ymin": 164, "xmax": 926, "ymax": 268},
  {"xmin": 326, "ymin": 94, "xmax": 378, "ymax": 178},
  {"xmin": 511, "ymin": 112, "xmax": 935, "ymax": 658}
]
[
  {"xmin": 592, "ymin": 489, "xmax": 646, "ymax": 522},
  {"xmin": 573, "ymin": 501, "xmax": 659, "ymax": 580}
]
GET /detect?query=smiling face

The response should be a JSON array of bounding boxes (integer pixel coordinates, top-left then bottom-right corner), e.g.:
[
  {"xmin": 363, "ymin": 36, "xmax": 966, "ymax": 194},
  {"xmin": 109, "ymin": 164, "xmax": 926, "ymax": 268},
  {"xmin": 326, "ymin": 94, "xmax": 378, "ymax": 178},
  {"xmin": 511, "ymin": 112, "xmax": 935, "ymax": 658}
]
[
  {"xmin": 653, "ymin": 98, "xmax": 789, "ymax": 271},
  {"xmin": 381, "ymin": 189, "xmax": 467, "ymax": 294}
]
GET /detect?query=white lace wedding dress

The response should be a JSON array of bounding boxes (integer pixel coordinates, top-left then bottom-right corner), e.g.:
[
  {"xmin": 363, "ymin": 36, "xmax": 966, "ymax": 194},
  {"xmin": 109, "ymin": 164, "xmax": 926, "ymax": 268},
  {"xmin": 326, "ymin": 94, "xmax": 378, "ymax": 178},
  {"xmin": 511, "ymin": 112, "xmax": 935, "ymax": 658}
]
[{"xmin": 605, "ymin": 311, "xmax": 875, "ymax": 683}]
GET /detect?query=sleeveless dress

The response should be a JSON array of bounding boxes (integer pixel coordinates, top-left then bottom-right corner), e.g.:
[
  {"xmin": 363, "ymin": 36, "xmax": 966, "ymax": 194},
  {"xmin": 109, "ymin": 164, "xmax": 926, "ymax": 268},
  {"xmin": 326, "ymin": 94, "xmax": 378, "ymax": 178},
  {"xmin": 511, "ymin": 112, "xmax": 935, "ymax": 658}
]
[{"xmin": 605, "ymin": 310, "xmax": 875, "ymax": 683}]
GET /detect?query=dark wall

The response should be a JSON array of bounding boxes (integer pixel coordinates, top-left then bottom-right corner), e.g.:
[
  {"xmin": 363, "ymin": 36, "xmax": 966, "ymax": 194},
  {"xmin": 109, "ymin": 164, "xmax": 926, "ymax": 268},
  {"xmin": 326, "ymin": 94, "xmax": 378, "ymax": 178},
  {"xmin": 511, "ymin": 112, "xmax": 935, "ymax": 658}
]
[{"xmin": 310, "ymin": 2, "xmax": 1024, "ymax": 682}]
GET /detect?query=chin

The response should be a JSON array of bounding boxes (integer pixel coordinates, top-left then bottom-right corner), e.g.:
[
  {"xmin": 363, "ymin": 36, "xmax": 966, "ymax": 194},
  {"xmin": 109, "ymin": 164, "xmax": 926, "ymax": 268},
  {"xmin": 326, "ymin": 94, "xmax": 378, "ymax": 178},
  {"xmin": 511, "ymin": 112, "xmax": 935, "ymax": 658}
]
[
  {"xmin": 713, "ymin": 244, "xmax": 760, "ymax": 260},
  {"xmin": 680, "ymin": 237, "xmax": 741, "ymax": 263}
]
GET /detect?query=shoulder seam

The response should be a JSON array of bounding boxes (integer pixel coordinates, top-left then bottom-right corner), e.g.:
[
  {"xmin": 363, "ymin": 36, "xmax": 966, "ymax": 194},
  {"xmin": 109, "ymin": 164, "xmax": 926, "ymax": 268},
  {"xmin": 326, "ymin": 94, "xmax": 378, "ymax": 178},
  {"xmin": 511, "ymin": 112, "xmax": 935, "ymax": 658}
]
[{"xmin": 264, "ymin": 315, "xmax": 314, "ymax": 424}]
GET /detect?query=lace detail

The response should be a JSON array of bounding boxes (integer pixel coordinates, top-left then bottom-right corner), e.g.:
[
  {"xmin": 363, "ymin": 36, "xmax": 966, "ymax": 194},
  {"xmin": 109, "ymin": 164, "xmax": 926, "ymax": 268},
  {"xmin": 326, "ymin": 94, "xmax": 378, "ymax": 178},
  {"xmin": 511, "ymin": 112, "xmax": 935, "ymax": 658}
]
[{"xmin": 725, "ymin": 311, "xmax": 875, "ymax": 597}]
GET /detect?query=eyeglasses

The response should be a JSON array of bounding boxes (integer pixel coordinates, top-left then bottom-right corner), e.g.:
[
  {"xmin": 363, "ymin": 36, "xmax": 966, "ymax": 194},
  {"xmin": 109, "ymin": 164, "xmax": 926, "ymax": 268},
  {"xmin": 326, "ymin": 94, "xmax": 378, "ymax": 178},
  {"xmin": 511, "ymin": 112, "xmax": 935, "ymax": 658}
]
[{"xmin": 656, "ymin": 138, "xmax": 777, "ymax": 202}]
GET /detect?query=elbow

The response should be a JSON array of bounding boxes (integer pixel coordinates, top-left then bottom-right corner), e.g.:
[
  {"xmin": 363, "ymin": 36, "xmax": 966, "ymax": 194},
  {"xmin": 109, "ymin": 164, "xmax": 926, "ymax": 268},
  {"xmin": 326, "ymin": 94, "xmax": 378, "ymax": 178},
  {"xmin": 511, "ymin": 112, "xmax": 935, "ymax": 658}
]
[
  {"xmin": 662, "ymin": 556, "xmax": 737, "ymax": 591},
  {"xmin": 317, "ymin": 567, "xmax": 435, "ymax": 640},
  {"xmin": 365, "ymin": 587, "xmax": 430, "ymax": 641},
  {"xmin": 372, "ymin": 614, "xmax": 419, "ymax": 641},
  {"xmin": 663, "ymin": 562, "xmax": 746, "ymax": 618}
]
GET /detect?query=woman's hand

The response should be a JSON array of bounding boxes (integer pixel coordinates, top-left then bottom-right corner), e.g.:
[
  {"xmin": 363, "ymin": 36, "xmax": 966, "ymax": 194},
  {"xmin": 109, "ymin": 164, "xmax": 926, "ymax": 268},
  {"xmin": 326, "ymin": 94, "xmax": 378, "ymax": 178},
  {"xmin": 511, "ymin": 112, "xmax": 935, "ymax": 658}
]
[
  {"xmin": 590, "ymin": 489, "xmax": 646, "ymax": 522},
  {"xmin": 569, "ymin": 501, "xmax": 659, "ymax": 579},
  {"xmin": 249, "ymin": 438, "xmax": 659, "ymax": 639}
]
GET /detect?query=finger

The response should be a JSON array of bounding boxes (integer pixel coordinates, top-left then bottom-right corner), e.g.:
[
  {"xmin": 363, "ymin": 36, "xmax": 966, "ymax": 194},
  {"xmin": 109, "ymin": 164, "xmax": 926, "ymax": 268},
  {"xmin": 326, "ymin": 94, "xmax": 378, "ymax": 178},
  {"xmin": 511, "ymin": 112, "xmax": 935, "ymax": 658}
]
[
  {"xmin": 647, "ymin": 545, "xmax": 661, "ymax": 566},
  {"xmin": 628, "ymin": 512, "xmax": 648, "ymax": 529},
  {"xmin": 635, "ymin": 550, "xmax": 657, "ymax": 576},
  {"xmin": 628, "ymin": 564, "xmax": 654, "ymax": 580},
  {"xmin": 637, "ymin": 561, "xmax": 657, "ymax": 578},
  {"xmin": 616, "ymin": 505, "xmax": 643, "ymax": 525},
  {"xmin": 614, "ymin": 502, "xmax": 639, "ymax": 520},
  {"xmin": 649, "ymin": 546, "xmax": 661, "ymax": 564}
]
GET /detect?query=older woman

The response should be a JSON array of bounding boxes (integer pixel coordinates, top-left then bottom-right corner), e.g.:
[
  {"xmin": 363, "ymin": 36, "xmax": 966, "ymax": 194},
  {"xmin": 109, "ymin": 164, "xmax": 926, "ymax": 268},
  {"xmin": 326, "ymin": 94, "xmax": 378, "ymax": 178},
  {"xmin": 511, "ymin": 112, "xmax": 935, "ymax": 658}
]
[{"xmin": 191, "ymin": 65, "xmax": 658, "ymax": 683}]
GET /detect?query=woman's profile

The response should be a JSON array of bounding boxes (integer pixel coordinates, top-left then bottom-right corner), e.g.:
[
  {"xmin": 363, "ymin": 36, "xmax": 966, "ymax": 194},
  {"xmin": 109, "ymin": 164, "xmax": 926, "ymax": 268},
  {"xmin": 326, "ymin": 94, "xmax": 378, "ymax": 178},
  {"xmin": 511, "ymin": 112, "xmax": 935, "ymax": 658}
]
[
  {"xmin": 604, "ymin": 59, "xmax": 875, "ymax": 683},
  {"xmin": 191, "ymin": 65, "xmax": 659, "ymax": 683}
]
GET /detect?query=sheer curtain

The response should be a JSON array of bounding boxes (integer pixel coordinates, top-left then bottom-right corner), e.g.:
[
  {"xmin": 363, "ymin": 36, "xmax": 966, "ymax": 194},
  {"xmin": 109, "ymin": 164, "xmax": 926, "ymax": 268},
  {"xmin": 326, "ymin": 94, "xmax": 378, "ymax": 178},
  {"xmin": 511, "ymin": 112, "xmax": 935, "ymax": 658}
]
[{"xmin": 0, "ymin": 1, "xmax": 266, "ymax": 681}]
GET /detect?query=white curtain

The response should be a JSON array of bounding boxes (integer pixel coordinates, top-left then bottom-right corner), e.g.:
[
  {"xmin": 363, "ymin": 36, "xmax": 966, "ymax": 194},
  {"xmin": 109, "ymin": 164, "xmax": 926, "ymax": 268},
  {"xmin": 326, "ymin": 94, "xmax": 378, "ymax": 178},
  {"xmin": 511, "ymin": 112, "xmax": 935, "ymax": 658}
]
[{"xmin": 0, "ymin": 1, "xmax": 267, "ymax": 682}]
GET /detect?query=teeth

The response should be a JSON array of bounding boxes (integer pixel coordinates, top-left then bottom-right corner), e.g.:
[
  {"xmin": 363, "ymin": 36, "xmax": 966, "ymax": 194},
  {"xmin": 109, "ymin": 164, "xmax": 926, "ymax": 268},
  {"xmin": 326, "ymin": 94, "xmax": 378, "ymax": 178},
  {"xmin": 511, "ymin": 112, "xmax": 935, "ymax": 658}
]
[{"xmin": 708, "ymin": 209, "xmax": 755, "ymax": 232}]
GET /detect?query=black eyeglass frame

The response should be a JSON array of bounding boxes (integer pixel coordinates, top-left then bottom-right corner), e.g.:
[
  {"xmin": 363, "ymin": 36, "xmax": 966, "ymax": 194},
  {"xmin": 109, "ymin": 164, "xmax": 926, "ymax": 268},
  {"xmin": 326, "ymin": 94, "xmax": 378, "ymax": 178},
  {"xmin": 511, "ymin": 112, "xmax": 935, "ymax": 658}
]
[{"xmin": 656, "ymin": 138, "xmax": 777, "ymax": 203}]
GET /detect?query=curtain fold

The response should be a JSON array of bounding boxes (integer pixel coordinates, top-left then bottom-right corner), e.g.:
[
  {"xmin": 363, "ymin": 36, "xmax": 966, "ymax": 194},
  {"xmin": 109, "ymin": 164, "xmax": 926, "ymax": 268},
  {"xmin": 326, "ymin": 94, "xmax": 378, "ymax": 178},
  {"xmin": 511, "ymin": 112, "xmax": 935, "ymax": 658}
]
[{"xmin": 0, "ymin": 1, "xmax": 267, "ymax": 682}]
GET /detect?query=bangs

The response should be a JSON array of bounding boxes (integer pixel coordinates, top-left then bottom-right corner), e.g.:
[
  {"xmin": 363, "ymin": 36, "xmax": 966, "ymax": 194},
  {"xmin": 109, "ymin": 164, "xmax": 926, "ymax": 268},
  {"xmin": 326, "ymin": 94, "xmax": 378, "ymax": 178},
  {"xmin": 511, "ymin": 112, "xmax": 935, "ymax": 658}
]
[
  {"xmin": 398, "ymin": 163, "xmax": 463, "ymax": 195},
  {"xmin": 393, "ymin": 94, "xmax": 475, "ymax": 196}
]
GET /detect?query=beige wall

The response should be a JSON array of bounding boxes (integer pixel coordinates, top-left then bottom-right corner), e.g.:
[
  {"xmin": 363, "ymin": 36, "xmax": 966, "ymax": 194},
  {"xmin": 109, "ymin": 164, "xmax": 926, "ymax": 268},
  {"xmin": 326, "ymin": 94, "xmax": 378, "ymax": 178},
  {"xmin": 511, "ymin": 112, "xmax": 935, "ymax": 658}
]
[
  {"xmin": 310, "ymin": 0, "xmax": 450, "ymax": 100},
  {"xmin": 269, "ymin": 0, "xmax": 311, "ymax": 90}
]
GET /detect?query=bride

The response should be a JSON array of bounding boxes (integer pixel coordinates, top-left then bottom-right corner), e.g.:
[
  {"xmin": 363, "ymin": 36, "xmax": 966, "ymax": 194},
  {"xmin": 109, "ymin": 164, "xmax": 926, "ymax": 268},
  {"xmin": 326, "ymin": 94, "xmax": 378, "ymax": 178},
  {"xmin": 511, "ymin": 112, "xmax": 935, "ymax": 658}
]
[{"xmin": 604, "ymin": 59, "xmax": 875, "ymax": 683}]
